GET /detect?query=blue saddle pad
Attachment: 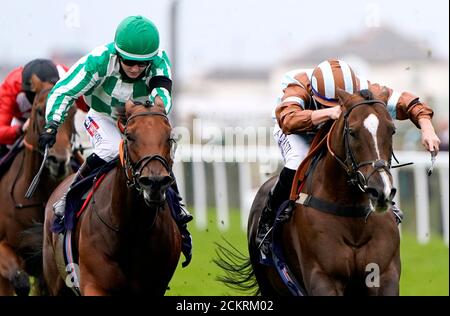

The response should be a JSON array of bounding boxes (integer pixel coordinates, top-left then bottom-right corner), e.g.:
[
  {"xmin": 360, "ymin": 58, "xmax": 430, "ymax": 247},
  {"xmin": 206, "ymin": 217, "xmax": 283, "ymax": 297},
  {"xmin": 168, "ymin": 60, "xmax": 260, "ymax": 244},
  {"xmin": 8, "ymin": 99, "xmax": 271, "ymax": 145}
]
[{"xmin": 51, "ymin": 158, "xmax": 118, "ymax": 234}]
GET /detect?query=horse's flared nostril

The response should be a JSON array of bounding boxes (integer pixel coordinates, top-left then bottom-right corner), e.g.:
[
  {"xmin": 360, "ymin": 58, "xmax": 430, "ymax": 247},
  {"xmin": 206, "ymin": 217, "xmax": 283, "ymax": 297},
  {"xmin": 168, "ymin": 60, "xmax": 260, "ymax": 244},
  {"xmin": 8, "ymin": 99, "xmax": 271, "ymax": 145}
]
[
  {"xmin": 160, "ymin": 175, "xmax": 174, "ymax": 188},
  {"xmin": 139, "ymin": 175, "xmax": 173, "ymax": 190},
  {"xmin": 366, "ymin": 186, "xmax": 391, "ymax": 211},
  {"xmin": 138, "ymin": 176, "xmax": 154, "ymax": 188},
  {"xmin": 366, "ymin": 187, "xmax": 379, "ymax": 200},
  {"xmin": 389, "ymin": 188, "xmax": 397, "ymax": 201},
  {"xmin": 47, "ymin": 155, "xmax": 58, "ymax": 164}
]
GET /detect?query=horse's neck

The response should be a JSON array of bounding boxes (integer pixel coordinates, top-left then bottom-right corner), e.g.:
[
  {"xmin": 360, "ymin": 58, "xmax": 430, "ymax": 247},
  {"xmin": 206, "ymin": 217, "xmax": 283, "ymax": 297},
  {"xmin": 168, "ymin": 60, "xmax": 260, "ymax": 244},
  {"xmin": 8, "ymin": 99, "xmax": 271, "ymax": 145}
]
[{"xmin": 312, "ymin": 152, "xmax": 368, "ymax": 205}]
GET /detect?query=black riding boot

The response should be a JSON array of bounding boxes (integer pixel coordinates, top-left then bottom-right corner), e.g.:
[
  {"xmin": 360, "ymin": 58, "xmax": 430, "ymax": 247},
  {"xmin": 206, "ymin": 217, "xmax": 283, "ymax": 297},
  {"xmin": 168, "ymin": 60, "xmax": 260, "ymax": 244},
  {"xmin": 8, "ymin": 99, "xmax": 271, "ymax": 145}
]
[
  {"xmin": 53, "ymin": 153, "xmax": 105, "ymax": 220},
  {"xmin": 256, "ymin": 167, "xmax": 296, "ymax": 257},
  {"xmin": 170, "ymin": 173, "xmax": 193, "ymax": 225},
  {"xmin": 392, "ymin": 203, "xmax": 404, "ymax": 225}
]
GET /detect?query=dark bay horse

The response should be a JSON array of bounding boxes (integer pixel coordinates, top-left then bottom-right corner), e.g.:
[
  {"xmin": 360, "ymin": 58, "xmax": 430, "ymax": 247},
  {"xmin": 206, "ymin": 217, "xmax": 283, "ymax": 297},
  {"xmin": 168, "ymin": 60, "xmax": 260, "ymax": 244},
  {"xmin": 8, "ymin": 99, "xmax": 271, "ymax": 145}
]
[
  {"xmin": 0, "ymin": 82, "xmax": 76, "ymax": 296},
  {"xmin": 43, "ymin": 101, "xmax": 182, "ymax": 295},
  {"xmin": 217, "ymin": 88, "xmax": 400, "ymax": 296}
]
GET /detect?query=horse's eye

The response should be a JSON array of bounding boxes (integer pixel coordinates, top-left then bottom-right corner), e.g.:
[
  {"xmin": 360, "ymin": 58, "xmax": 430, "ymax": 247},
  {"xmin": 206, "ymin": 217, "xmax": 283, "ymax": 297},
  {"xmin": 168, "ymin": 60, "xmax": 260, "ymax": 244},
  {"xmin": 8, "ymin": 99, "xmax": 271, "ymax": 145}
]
[
  {"xmin": 36, "ymin": 108, "xmax": 43, "ymax": 116},
  {"xmin": 348, "ymin": 129, "xmax": 355, "ymax": 137},
  {"xmin": 125, "ymin": 133, "xmax": 135, "ymax": 142}
]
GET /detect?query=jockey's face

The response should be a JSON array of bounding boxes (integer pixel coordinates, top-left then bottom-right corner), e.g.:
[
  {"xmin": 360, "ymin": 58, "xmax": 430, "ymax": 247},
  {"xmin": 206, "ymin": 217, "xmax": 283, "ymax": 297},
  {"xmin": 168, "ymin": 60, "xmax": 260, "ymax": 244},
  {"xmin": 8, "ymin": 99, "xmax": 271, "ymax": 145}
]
[{"xmin": 119, "ymin": 57, "xmax": 149, "ymax": 79}]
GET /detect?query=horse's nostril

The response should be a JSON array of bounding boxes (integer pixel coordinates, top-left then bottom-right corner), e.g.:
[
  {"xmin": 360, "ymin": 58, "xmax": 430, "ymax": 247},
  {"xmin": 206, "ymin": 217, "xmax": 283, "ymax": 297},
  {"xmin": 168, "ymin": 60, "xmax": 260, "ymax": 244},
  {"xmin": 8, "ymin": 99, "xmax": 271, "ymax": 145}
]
[
  {"xmin": 47, "ymin": 156, "xmax": 58, "ymax": 164},
  {"xmin": 161, "ymin": 176, "xmax": 174, "ymax": 187},
  {"xmin": 138, "ymin": 177, "xmax": 154, "ymax": 188},
  {"xmin": 389, "ymin": 188, "xmax": 397, "ymax": 201},
  {"xmin": 139, "ymin": 176, "xmax": 173, "ymax": 190},
  {"xmin": 366, "ymin": 187, "xmax": 379, "ymax": 199}
]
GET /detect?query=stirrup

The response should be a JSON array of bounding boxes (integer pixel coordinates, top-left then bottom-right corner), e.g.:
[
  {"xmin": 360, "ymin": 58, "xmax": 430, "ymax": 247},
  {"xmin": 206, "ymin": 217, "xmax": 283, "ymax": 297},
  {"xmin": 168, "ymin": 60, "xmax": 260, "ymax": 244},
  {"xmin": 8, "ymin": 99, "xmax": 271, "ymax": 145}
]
[
  {"xmin": 53, "ymin": 195, "xmax": 67, "ymax": 218},
  {"xmin": 178, "ymin": 205, "xmax": 193, "ymax": 224}
]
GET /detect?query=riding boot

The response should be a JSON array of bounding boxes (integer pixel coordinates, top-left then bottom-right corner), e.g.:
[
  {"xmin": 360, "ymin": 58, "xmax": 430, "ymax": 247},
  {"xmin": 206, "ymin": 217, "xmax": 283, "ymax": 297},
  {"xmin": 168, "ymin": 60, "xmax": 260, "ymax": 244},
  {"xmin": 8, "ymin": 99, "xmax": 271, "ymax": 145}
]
[
  {"xmin": 170, "ymin": 173, "xmax": 193, "ymax": 225},
  {"xmin": 391, "ymin": 203, "xmax": 404, "ymax": 225},
  {"xmin": 256, "ymin": 167, "xmax": 296, "ymax": 256},
  {"xmin": 53, "ymin": 153, "xmax": 105, "ymax": 220}
]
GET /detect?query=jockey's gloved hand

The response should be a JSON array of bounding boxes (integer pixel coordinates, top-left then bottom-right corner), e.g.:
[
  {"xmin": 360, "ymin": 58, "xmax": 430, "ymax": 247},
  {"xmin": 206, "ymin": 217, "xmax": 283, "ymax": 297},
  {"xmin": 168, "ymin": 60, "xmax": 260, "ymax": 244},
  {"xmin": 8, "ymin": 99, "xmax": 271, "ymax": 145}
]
[{"xmin": 38, "ymin": 121, "xmax": 59, "ymax": 151}]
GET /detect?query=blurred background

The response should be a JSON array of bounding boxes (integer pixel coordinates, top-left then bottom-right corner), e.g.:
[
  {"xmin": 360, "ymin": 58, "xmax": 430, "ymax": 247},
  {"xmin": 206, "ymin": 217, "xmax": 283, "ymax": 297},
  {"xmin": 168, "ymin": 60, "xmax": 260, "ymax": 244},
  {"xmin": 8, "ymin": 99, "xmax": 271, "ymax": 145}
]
[{"xmin": 1, "ymin": 0, "xmax": 448, "ymax": 295}]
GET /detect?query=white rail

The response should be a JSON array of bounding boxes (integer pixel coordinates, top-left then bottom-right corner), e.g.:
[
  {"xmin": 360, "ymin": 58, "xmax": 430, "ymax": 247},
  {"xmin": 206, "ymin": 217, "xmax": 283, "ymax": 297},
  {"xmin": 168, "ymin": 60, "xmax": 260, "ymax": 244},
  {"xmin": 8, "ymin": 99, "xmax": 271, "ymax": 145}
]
[{"xmin": 174, "ymin": 146, "xmax": 449, "ymax": 246}]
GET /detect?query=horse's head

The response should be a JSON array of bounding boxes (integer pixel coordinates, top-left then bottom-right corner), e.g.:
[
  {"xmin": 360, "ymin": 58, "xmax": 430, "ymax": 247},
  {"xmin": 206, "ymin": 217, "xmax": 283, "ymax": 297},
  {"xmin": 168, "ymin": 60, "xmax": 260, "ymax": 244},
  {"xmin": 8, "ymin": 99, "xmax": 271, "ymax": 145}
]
[
  {"xmin": 121, "ymin": 100, "xmax": 175, "ymax": 206},
  {"xmin": 27, "ymin": 80, "xmax": 75, "ymax": 179},
  {"xmin": 332, "ymin": 87, "xmax": 396, "ymax": 212}
]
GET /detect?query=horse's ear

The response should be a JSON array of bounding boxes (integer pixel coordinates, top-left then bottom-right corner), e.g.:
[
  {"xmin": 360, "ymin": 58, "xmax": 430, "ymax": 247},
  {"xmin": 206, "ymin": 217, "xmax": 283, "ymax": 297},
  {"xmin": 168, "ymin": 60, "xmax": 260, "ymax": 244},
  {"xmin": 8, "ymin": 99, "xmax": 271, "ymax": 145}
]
[
  {"xmin": 336, "ymin": 88, "xmax": 352, "ymax": 105},
  {"xmin": 124, "ymin": 100, "xmax": 135, "ymax": 117},
  {"xmin": 377, "ymin": 86, "xmax": 390, "ymax": 104}
]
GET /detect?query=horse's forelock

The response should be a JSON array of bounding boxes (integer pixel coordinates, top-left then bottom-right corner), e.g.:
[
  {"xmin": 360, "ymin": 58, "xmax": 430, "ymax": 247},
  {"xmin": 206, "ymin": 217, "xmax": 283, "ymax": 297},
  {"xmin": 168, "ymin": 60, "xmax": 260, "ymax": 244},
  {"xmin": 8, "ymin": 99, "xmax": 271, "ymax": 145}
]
[
  {"xmin": 125, "ymin": 101, "xmax": 166, "ymax": 120},
  {"xmin": 359, "ymin": 89, "xmax": 373, "ymax": 100}
]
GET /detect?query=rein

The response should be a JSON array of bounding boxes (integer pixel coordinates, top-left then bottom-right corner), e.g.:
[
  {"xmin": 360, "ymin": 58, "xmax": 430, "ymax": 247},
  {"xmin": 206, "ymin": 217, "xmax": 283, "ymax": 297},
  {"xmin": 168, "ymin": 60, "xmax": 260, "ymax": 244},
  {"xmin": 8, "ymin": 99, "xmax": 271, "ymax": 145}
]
[{"xmin": 20, "ymin": 87, "xmax": 55, "ymax": 203}]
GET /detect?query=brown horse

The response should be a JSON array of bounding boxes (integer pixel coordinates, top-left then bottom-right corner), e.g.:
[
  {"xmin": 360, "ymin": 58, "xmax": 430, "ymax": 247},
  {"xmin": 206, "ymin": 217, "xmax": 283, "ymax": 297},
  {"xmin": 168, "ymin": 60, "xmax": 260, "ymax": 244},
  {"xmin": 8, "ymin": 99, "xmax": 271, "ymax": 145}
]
[
  {"xmin": 43, "ymin": 100, "xmax": 182, "ymax": 295},
  {"xmin": 0, "ymin": 81, "xmax": 76, "ymax": 296},
  {"xmin": 216, "ymin": 88, "xmax": 400, "ymax": 296}
]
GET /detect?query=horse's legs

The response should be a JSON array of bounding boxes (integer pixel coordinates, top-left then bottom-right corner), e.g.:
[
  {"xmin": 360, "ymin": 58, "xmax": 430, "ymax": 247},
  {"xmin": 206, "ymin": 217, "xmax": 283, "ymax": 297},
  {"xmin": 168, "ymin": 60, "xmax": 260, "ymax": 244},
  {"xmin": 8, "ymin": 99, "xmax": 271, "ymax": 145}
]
[
  {"xmin": 78, "ymin": 258, "xmax": 121, "ymax": 296},
  {"xmin": 307, "ymin": 270, "xmax": 345, "ymax": 296},
  {"xmin": 366, "ymin": 268, "xmax": 400, "ymax": 296},
  {"xmin": 0, "ymin": 275, "xmax": 13, "ymax": 295},
  {"xmin": 82, "ymin": 283, "xmax": 109, "ymax": 296},
  {"xmin": 0, "ymin": 240, "xmax": 30, "ymax": 296},
  {"xmin": 42, "ymin": 224, "xmax": 73, "ymax": 296}
]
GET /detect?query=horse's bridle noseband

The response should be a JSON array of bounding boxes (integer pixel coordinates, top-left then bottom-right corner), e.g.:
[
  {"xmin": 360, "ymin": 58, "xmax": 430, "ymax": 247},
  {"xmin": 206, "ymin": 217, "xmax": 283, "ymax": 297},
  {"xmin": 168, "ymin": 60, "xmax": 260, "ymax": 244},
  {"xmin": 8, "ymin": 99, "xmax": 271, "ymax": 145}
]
[
  {"xmin": 122, "ymin": 111, "xmax": 173, "ymax": 193},
  {"xmin": 328, "ymin": 100, "xmax": 393, "ymax": 193}
]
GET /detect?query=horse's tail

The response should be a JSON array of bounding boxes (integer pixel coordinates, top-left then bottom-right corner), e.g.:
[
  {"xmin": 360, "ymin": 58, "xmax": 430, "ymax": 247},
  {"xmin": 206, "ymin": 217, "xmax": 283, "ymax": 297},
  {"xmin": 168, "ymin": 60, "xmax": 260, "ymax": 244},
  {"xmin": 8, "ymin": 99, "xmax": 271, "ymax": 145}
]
[
  {"xmin": 213, "ymin": 238, "xmax": 260, "ymax": 296},
  {"xmin": 18, "ymin": 221, "xmax": 48, "ymax": 295}
]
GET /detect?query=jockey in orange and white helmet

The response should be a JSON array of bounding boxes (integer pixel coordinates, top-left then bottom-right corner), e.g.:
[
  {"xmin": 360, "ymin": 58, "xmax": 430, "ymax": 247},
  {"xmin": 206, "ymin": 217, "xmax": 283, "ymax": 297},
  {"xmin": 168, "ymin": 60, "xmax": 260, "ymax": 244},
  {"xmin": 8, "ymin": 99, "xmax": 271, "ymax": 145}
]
[{"xmin": 257, "ymin": 58, "xmax": 440, "ymax": 259}]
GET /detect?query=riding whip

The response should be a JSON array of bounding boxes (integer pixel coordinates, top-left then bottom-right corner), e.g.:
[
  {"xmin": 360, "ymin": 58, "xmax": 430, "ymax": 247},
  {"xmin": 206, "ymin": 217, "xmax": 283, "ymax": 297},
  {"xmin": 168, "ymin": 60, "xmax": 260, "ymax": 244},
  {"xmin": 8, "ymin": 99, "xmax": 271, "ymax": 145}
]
[
  {"xmin": 427, "ymin": 151, "xmax": 437, "ymax": 176},
  {"xmin": 25, "ymin": 146, "xmax": 49, "ymax": 199}
]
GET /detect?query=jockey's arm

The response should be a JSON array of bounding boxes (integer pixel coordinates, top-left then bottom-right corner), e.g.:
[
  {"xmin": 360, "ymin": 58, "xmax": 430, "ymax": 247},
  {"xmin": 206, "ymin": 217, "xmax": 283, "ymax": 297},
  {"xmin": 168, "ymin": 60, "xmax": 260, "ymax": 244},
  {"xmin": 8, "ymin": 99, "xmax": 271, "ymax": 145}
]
[
  {"xmin": 369, "ymin": 83, "xmax": 440, "ymax": 154},
  {"xmin": 276, "ymin": 101, "xmax": 341, "ymax": 135},
  {"xmin": 418, "ymin": 118, "xmax": 441, "ymax": 154},
  {"xmin": 46, "ymin": 68, "xmax": 97, "ymax": 127},
  {"xmin": 276, "ymin": 82, "xmax": 314, "ymax": 134},
  {"xmin": 311, "ymin": 106, "xmax": 342, "ymax": 125},
  {"xmin": 148, "ymin": 51, "xmax": 172, "ymax": 114},
  {"xmin": 0, "ymin": 69, "xmax": 23, "ymax": 144}
]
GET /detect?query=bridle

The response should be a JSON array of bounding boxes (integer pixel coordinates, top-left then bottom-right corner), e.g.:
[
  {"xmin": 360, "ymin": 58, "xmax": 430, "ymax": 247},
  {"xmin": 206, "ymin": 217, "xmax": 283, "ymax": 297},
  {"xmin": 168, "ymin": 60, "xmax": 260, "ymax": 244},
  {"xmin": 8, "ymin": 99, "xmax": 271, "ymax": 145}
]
[
  {"xmin": 92, "ymin": 109, "xmax": 174, "ymax": 232},
  {"xmin": 121, "ymin": 111, "xmax": 173, "ymax": 194},
  {"xmin": 327, "ymin": 100, "xmax": 394, "ymax": 195}
]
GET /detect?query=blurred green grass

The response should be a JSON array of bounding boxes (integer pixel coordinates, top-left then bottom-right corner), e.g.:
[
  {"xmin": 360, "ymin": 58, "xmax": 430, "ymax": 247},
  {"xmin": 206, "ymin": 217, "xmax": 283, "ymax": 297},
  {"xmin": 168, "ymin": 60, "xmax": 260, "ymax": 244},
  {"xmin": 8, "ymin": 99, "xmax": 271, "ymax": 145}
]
[
  {"xmin": 167, "ymin": 209, "xmax": 449, "ymax": 296},
  {"xmin": 400, "ymin": 233, "xmax": 449, "ymax": 296}
]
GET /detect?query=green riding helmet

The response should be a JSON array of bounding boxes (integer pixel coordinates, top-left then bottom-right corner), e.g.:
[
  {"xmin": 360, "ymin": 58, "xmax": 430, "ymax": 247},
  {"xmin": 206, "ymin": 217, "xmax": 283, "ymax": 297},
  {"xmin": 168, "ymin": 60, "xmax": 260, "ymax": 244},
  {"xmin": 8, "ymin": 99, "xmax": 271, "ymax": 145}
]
[{"xmin": 114, "ymin": 15, "xmax": 160, "ymax": 61}]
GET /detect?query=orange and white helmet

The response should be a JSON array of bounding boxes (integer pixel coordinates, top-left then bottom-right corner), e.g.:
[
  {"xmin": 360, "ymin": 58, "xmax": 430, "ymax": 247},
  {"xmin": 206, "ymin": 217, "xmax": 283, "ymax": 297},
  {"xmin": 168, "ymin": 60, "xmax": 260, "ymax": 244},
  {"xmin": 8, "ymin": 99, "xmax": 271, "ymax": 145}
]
[{"xmin": 310, "ymin": 59, "xmax": 357, "ymax": 106}]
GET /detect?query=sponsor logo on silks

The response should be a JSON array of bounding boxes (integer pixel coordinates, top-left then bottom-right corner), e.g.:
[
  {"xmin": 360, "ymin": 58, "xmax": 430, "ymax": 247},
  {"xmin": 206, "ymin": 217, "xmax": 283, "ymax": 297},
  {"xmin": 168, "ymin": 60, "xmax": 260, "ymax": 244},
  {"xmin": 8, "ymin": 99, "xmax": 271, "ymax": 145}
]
[{"xmin": 84, "ymin": 116, "xmax": 99, "ymax": 137}]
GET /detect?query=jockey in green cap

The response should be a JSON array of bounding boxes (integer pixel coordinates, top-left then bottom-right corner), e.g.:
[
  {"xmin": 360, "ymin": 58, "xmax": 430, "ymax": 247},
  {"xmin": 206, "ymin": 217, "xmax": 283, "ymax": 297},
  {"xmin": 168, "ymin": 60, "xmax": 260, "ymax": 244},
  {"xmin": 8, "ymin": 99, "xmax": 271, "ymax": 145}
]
[{"xmin": 39, "ymin": 15, "xmax": 193, "ymax": 225}]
